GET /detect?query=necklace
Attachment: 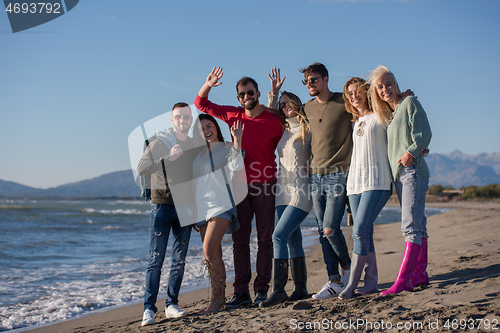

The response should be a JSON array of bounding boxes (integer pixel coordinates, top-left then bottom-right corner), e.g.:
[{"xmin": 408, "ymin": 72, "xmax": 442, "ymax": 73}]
[{"xmin": 318, "ymin": 92, "xmax": 332, "ymax": 123}]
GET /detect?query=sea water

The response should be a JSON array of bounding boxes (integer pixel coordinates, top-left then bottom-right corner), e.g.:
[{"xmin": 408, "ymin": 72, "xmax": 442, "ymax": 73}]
[{"xmin": 0, "ymin": 199, "xmax": 448, "ymax": 331}]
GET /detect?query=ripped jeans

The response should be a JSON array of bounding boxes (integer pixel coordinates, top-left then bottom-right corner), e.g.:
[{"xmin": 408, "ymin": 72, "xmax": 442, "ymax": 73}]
[
  {"xmin": 311, "ymin": 173, "xmax": 351, "ymax": 282},
  {"xmin": 144, "ymin": 204, "xmax": 192, "ymax": 313}
]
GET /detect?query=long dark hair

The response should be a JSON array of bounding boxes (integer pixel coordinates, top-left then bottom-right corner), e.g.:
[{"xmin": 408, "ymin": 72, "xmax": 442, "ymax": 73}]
[{"xmin": 193, "ymin": 113, "xmax": 225, "ymax": 147}]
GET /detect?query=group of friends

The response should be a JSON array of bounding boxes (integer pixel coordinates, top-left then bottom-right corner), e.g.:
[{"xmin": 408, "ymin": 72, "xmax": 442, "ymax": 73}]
[{"xmin": 136, "ymin": 62, "xmax": 432, "ymax": 326}]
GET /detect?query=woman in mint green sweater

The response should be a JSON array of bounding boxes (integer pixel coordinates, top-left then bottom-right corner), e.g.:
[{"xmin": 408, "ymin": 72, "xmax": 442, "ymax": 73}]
[{"xmin": 368, "ymin": 65, "xmax": 432, "ymax": 295}]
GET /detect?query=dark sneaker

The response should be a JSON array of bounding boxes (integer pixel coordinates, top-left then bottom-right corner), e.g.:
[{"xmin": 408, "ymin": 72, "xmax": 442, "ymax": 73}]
[
  {"xmin": 253, "ymin": 290, "xmax": 268, "ymax": 306},
  {"xmin": 226, "ymin": 293, "xmax": 252, "ymax": 309}
]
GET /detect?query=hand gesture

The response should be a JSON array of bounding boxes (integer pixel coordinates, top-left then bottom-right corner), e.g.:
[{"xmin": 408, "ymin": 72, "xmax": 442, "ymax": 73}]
[
  {"xmin": 206, "ymin": 67, "xmax": 223, "ymax": 88},
  {"xmin": 230, "ymin": 120, "xmax": 244, "ymax": 150},
  {"xmin": 168, "ymin": 144, "xmax": 183, "ymax": 162},
  {"xmin": 268, "ymin": 67, "xmax": 285, "ymax": 96}
]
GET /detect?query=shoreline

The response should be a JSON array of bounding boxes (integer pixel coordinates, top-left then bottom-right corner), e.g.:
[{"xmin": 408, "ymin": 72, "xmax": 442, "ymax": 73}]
[{"xmin": 21, "ymin": 202, "xmax": 500, "ymax": 332}]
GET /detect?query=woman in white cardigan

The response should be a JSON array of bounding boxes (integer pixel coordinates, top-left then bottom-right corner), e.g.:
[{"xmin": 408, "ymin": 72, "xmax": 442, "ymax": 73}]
[{"xmin": 338, "ymin": 77, "xmax": 393, "ymax": 299}]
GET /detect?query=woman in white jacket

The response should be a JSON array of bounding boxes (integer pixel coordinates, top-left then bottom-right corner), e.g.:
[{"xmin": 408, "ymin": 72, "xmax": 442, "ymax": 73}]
[{"xmin": 192, "ymin": 113, "xmax": 245, "ymax": 314}]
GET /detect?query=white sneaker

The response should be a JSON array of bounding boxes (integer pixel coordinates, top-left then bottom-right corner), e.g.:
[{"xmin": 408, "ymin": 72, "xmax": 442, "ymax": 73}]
[
  {"xmin": 141, "ymin": 309, "xmax": 155, "ymax": 326},
  {"xmin": 341, "ymin": 268, "xmax": 351, "ymax": 287},
  {"xmin": 165, "ymin": 304, "xmax": 187, "ymax": 318},
  {"xmin": 312, "ymin": 281, "xmax": 344, "ymax": 300}
]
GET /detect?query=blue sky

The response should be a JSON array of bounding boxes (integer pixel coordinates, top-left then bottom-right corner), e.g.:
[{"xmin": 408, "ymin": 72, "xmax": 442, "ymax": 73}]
[{"xmin": 1, "ymin": 0, "xmax": 499, "ymax": 189}]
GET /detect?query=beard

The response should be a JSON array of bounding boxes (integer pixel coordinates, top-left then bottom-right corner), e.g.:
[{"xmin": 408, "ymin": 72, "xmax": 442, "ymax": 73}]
[
  {"xmin": 174, "ymin": 123, "xmax": 190, "ymax": 134},
  {"xmin": 309, "ymin": 89, "xmax": 319, "ymax": 97},
  {"xmin": 241, "ymin": 98, "xmax": 258, "ymax": 110}
]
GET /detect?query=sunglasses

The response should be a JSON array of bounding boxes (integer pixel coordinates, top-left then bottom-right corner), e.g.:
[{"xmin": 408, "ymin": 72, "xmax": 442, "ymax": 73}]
[
  {"xmin": 356, "ymin": 121, "xmax": 366, "ymax": 136},
  {"xmin": 173, "ymin": 114, "xmax": 191, "ymax": 120},
  {"xmin": 302, "ymin": 77, "xmax": 323, "ymax": 85},
  {"xmin": 279, "ymin": 102, "xmax": 288, "ymax": 109},
  {"xmin": 238, "ymin": 90, "xmax": 256, "ymax": 99}
]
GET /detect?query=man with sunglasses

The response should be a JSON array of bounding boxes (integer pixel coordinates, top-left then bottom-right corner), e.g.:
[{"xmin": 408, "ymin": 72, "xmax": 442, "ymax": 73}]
[
  {"xmin": 300, "ymin": 63, "xmax": 353, "ymax": 300},
  {"xmin": 137, "ymin": 103, "xmax": 198, "ymax": 326},
  {"xmin": 195, "ymin": 67, "xmax": 283, "ymax": 308}
]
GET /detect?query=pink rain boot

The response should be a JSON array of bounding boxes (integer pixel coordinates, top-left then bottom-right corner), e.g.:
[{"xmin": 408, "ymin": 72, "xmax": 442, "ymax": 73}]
[
  {"xmin": 411, "ymin": 238, "xmax": 429, "ymax": 287},
  {"xmin": 380, "ymin": 242, "xmax": 421, "ymax": 295}
]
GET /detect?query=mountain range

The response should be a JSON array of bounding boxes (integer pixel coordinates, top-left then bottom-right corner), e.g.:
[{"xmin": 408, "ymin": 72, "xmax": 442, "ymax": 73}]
[
  {"xmin": 0, "ymin": 170, "xmax": 140, "ymax": 199},
  {"xmin": 426, "ymin": 150, "xmax": 500, "ymax": 188},
  {"xmin": 1, "ymin": 150, "xmax": 499, "ymax": 198}
]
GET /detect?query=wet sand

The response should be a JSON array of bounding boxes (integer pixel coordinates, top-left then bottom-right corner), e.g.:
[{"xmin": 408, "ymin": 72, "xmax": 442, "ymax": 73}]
[{"xmin": 27, "ymin": 202, "xmax": 500, "ymax": 332}]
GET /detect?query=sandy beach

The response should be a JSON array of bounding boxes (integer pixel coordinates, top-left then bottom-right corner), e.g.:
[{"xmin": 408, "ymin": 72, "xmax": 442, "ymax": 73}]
[{"xmin": 27, "ymin": 201, "xmax": 500, "ymax": 332}]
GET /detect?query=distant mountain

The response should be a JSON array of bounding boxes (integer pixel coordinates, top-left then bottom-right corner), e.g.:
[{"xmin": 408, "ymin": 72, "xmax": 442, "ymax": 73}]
[
  {"xmin": 1, "ymin": 150, "xmax": 500, "ymax": 197},
  {"xmin": 0, "ymin": 170, "xmax": 140, "ymax": 198},
  {"xmin": 0, "ymin": 179, "xmax": 44, "ymax": 197},
  {"xmin": 427, "ymin": 150, "xmax": 500, "ymax": 188}
]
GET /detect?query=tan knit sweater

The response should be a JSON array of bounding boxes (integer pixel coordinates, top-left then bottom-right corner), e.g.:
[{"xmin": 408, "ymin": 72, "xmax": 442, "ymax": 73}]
[
  {"xmin": 275, "ymin": 117, "xmax": 313, "ymax": 213},
  {"xmin": 304, "ymin": 93, "xmax": 353, "ymax": 174}
]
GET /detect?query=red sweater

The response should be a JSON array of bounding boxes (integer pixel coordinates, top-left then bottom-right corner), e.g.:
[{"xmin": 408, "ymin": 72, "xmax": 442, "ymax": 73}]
[{"xmin": 195, "ymin": 95, "xmax": 283, "ymax": 183}]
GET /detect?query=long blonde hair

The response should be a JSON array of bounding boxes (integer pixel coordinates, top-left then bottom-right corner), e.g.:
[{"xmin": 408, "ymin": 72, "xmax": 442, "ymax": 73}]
[
  {"xmin": 367, "ymin": 65, "xmax": 402, "ymax": 124},
  {"xmin": 343, "ymin": 77, "xmax": 371, "ymax": 122},
  {"xmin": 278, "ymin": 91, "xmax": 310, "ymax": 145}
]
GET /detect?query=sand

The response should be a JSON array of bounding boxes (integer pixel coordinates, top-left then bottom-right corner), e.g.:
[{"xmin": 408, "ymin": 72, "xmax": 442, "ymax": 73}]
[{"xmin": 27, "ymin": 201, "xmax": 500, "ymax": 332}]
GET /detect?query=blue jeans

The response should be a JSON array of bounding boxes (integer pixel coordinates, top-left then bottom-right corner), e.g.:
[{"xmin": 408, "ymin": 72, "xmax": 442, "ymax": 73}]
[
  {"xmin": 310, "ymin": 173, "xmax": 351, "ymax": 281},
  {"xmin": 144, "ymin": 204, "xmax": 192, "ymax": 313},
  {"xmin": 394, "ymin": 165, "xmax": 429, "ymax": 245},
  {"xmin": 273, "ymin": 205, "xmax": 309, "ymax": 259},
  {"xmin": 348, "ymin": 190, "xmax": 392, "ymax": 256}
]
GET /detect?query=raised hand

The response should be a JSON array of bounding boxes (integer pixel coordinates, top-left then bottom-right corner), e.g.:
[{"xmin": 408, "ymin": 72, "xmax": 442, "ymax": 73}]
[
  {"xmin": 230, "ymin": 120, "xmax": 244, "ymax": 151},
  {"xmin": 268, "ymin": 67, "xmax": 285, "ymax": 96},
  {"xmin": 206, "ymin": 67, "xmax": 224, "ymax": 88}
]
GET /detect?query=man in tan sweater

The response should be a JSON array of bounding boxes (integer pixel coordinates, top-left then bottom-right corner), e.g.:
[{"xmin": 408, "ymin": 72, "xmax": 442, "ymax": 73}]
[{"xmin": 300, "ymin": 63, "xmax": 352, "ymax": 299}]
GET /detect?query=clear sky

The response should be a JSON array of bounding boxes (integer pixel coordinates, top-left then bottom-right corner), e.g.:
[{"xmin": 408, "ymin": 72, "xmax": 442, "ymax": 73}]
[{"xmin": 1, "ymin": 0, "xmax": 499, "ymax": 189}]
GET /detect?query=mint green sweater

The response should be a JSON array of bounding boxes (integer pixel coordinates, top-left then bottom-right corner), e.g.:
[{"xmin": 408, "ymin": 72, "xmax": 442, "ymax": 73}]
[{"xmin": 387, "ymin": 96, "xmax": 432, "ymax": 180}]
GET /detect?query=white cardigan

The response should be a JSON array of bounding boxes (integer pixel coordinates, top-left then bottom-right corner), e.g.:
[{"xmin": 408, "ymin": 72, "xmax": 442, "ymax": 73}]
[{"xmin": 347, "ymin": 113, "xmax": 393, "ymax": 196}]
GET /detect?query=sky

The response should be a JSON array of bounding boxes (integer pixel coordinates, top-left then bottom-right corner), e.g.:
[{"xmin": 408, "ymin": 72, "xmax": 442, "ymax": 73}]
[{"xmin": 1, "ymin": 0, "xmax": 499, "ymax": 189}]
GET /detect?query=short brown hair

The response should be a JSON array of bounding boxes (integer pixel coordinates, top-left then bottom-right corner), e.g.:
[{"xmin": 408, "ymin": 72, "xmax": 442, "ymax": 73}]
[
  {"xmin": 236, "ymin": 77, "xmax": 259, "ymax": 92},
  {"xmin": 300, "ymin": 63, "xmax": 328, "ymax": 78},
  {"xmin": 172, "ymin": 102, "xmax": 190, "ymax": 111}
]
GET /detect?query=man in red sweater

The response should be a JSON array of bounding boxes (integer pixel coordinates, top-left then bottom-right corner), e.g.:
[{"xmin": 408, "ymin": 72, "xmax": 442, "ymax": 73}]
[{"xmin": 195, "ymin": 67, "xmax": 283, "ymax": 307}]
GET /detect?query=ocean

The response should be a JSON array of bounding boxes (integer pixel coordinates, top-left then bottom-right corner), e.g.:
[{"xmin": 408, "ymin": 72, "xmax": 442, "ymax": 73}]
[{"xmin": 0, "ymin": 199, "xmax": 448, "ymax": 332}]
